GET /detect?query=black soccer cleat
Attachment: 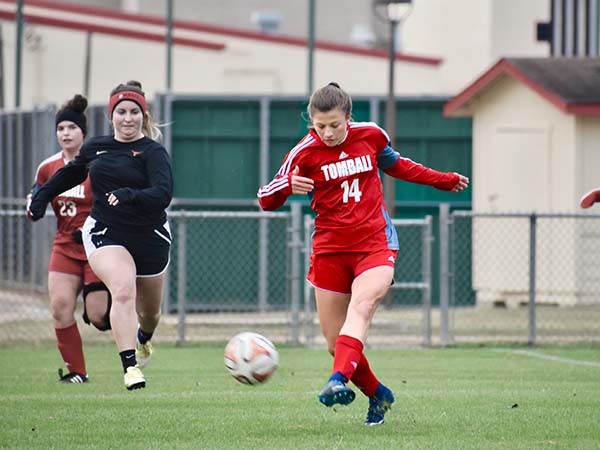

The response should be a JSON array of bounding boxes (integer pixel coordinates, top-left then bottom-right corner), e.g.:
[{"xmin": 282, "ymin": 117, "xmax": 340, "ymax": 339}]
[{"xmin": 58, "ymin": 368, "xmax": 88, "ymax": 384}]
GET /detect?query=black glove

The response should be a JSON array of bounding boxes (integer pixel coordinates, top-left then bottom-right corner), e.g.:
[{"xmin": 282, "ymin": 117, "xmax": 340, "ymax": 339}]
[
  {"xmin": 72, "ymin": 229, "xmax": 83, "ymax": 244},
  {"xmin": 27, "ymin": 197, "xmax": 47, "ymax": 222}
]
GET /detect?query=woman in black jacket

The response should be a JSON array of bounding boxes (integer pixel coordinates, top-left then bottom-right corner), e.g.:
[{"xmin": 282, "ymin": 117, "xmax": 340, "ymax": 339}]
[{"xmin": 29, "ymin": 81, "xmax": 173, "ymax": 391}]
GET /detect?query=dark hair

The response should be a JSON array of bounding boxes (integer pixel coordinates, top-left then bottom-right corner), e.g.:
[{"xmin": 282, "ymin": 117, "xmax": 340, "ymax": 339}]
[
  {"xmin": 55, "ymin": 94, "xmax": 88, "ymax": 135},
  {"xmin": 110, "ymin": 80, "xmax": 145, "ymax": 97},
  {"xmin": 307, "ymin": 82, "xmax": 352, "ymax": 119}
]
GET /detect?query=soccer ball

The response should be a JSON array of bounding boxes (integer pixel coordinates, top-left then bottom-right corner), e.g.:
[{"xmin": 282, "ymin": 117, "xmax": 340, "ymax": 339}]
[{"xmin": 224, "ymin": 332, "xmax": 279, "ymax": 385}]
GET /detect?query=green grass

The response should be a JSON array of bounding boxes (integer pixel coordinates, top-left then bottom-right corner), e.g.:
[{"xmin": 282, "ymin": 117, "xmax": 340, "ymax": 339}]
[{"xmin": 1, "ymin": 343, "xmax": 599, "ymax": 450}]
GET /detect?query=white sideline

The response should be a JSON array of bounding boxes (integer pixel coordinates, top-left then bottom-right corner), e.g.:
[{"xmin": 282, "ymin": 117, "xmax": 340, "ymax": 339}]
[{"xmin": 494, "ymin": 349, "xmax": 600, "ymax": 368}]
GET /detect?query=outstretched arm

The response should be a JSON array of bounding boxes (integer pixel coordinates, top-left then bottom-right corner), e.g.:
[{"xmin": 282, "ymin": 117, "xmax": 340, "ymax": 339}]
[
  {"xmin": 27, "ymin": 154, "xmax": 88, "ymax": 221},
  {"xmin": 580, "ymin": 188, "xmax": 600, "ymax": 209},
  {"xmin": 378, "ymin": 145, "xmax": 469, "ymax": 192}
]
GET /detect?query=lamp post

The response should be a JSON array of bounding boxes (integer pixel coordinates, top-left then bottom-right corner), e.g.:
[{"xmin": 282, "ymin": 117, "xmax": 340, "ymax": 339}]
[{"xmin": 373, "ymin": 0, "xmax": 413, "ymax": 217}]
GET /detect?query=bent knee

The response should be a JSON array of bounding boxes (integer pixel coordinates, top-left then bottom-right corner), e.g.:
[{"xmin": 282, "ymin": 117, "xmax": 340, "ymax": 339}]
[
  {"xmin": 349, "ymin": 297, "xmax": 378, "ymax": 319},
  {"xmin": 50, "ymin": 297, "xmax": 75, "ymax": 321},
  {"xmin": 110, "ymin": 286, "xmax": 136, "ymax": 305}
]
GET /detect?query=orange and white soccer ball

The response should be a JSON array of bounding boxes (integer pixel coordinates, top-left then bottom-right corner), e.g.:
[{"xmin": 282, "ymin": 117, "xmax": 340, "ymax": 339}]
[{"xmin": 224, "ymin": 332, "xmax": 279, "ymax": 385}]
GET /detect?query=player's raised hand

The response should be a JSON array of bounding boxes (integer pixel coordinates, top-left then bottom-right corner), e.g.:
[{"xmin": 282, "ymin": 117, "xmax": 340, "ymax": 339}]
[
  {"xmin": 451, "ymin": 172, "xmax": 469, "ymax": 193},
  {"xmin": 290, "ymin": 166, "xmax": 314, "ymax": 195}
]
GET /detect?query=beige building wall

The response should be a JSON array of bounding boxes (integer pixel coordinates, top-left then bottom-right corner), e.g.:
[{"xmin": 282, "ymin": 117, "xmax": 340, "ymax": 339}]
[
  {"xmin": 2, "ymin": 0, "xmax": 551, "ymax": 108},
  {"xmin": 575, "ymin": 117, "xmax": 600, "ymax": 302},
  {"xmin": 403, "ymin": 0, "xmax": 550, "ymax": 94},
  {"xmin": 468, "ymin": 76, "xmax": 600, "ymax": 306},
  {"xmin": 472, "ymin": 77, "xmax": 574, "ymax": 213},
  {"xmin": 1, "ymin": 18, "xmax": 442, "ymax": 109}
]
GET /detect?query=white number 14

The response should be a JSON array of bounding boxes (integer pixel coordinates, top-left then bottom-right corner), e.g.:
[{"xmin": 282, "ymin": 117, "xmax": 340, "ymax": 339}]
[{"xmin": 341, "ymin": 178, "xmax": 362, "ymax": 203}]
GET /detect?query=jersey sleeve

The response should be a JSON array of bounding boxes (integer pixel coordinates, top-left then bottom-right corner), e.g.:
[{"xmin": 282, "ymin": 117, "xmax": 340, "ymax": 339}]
[
  {"xmin": 378, "ymin": 145, "xmax": 459, "ymax": 191},
  {"xmin": 111, "ymin": 145, "xmax": 173, "ymax": 210},
  {"xmin": 28, "ymin": 151, "xmax": 90, "ymax": 219},
  {"xmin": 257, "ymin": 153, "xmax": 296, "ymax": 211}
]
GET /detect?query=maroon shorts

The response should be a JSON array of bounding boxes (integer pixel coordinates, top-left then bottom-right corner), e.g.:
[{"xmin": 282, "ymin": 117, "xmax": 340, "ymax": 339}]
[
  {"xmin": 48, "ymin": 248, "xmax": 100, "ymax": 284},
  {"xmin": 306, "ymin": 248, "xmax": 397, "ymax": 294}
]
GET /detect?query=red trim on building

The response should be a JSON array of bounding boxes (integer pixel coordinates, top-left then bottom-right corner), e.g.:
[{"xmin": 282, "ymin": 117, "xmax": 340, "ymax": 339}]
[
  {"xmin": 4, "ymin": 0, "xmax": 441, "ymax": 65},
  {"xmin": 567, "ymin": 104, "xmax": 600, "ymax": 116},
  {"xmin": 0, "ymin": 9, "xmax": 225, "ymax": 50},
  {"xmin": 444, "ymin": 58, "xmax": 600, "ymax": 117}
]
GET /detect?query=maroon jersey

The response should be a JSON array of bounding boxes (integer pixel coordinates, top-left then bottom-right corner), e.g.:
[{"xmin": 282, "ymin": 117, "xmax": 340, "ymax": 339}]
[
  {"xmin": 33, "ymin": 151, "xmax": 92, "ymax": 260},
  {"xmin": 258, "ymin": 121, "xmax": 459, "ymax": 254}
]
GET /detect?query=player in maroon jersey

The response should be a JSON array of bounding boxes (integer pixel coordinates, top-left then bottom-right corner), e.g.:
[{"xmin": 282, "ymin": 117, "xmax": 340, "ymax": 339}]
[
  {"xmin": 258, "ymin": 82, "xmax": 469, "ymax": 425},
  {"xmin": 26, "ymin": 94, "xmax": 111, "ymax": 383}
]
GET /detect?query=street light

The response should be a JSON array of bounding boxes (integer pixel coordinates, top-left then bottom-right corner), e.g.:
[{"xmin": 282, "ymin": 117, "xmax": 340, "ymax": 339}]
[{"xmin": 372, "ymin": 0, "xmax": 413, "ymax": 217}]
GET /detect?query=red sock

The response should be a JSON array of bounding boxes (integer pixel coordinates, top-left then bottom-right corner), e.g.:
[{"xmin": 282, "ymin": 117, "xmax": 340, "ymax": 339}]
[
  {"xmin": 332, "ymin": 334, "xmax": 363, "ymax": 381},
  {"xmin": 55, "ymin": 323, "xmax": 87, "ymax": 375},
  {"xmin": 350, "ymin": 353, "xmax": 380, "ymax": 397}
]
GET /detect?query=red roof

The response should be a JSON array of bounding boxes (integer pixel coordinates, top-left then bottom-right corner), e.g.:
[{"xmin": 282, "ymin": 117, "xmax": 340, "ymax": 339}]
[{"xmin": 444, "ymin": 58, "xmax": 600, "ymax": 117}]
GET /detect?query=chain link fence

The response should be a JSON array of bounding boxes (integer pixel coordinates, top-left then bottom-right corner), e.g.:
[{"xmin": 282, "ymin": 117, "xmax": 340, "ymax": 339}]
[
  {"xmin": 0, "ymin": 205, "xmax": 435, "ymax": 346},
  {"xmin": 2, "ymin": 105, "xmax": 599, "ymax": 346},
  {"xmin": 447, "ymin": 211, "xmax": 600, "ymax": 344},
  {"xmin": 302, "ymin": 214, "xmax": 434, "ymax": 348},
  {"xmin": 2, "ymin": 205, "xmax": 600, "ymax": 346}
]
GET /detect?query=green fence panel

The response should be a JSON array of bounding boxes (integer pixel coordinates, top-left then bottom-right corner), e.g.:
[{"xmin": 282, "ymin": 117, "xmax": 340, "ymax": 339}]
[
  {"xmin": 168, "ymin": 96, "xmax": 473, "ymax": 310},
  {"xmin": 171, "ymin": 100, "xmax": 261, "ymax": 199},
  {"xmin": 379, "ymin": 99, "xmax": 472, "ymax": 204}
]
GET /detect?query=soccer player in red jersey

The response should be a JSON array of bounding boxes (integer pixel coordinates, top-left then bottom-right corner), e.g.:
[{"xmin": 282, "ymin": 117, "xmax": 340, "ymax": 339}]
[
  {"xmin": 27, "ymin": 94, "xmax": 111, "ymax": 384},
  {"xmin": 258, "ymin": 82, "xmax": 469, "ymax": 425}
]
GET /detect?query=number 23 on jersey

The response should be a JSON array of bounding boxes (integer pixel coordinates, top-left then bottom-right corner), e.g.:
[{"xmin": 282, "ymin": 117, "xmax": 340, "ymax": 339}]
[{"xmin": 57, "ymin": 199, "xmax": 77, "ymax": 217}]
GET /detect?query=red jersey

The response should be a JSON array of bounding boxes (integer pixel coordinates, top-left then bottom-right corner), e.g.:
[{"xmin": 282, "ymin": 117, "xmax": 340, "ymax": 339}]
[
  {"xmin": 32, "ymin": 151, "xmax": 93, "ymax": 260},
  {"xmin": 258, "ymin": 121, "xmax": 459, "ymax": 254}
]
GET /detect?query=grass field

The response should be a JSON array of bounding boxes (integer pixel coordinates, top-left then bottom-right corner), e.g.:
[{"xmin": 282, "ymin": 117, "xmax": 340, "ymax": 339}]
[{"xmin": 1, "ymin": 343, "xmax": 599, "ymax": 450}]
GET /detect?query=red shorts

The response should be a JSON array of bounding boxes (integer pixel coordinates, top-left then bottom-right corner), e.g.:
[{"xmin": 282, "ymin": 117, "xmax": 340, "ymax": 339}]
[
  {"xmin": 306, "ymin": 248, "xmax": 397, "ymax": 294},
  {"xmin": 48, "ymin": 248, "xmax": 100, "ymax": 284}
]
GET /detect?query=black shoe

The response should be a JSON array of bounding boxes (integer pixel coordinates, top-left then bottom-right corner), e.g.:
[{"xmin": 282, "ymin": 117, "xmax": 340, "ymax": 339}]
[{"xmin": 58, "ymin": 368, "xmax": 88, "ymax": 384}]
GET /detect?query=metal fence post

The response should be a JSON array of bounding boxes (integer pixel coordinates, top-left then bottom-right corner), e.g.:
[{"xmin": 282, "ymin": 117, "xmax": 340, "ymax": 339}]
[
  {"xmin": 303, "ymin": 214, "xmax": 313, "ymax": 346},
  {"xmin": 6, "ymin": 113, "xmax": 15, "ymax": 283},
  {"xmin": 439, "ymin": 203, "xmax": 451, "ymax": 346},
  {"xmin": 176, "ymin": 216, "xmax": 187, "ymax": 345},
  {"xmin": 289, "ymin": 202, "xmax": 302, "ymax": 344},
  {"xmin": 422, "ymin": 215, "xmax": 433, "ymax": 347},
  {"xmin": 257, "ymin": 97, "xmax": 270, "ymax": 312},
  {"xmin": 528, "ymin": 213, "xmax": 537, "ymax": 345}
]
